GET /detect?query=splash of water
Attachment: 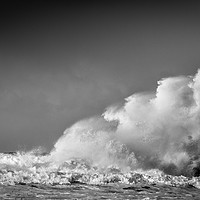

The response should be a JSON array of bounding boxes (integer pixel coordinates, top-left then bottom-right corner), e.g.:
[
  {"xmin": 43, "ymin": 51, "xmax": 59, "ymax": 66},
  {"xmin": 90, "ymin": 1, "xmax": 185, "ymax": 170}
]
[
  {"xmin": 1, "ymin": 70, "xmax": 200, "ymax": 187},
  {"xmin": 51, "ymin": 69, "xmax": 200, "ymax": 177}
]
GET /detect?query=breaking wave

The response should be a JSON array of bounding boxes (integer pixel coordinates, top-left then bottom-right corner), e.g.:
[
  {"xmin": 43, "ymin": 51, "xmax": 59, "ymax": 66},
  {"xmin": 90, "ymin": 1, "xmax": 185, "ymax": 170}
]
[
  {"xmin": 1, "ymin": 70, "xmax": 200, "ymax": 187},
  {"xmin": 51, "ymin": 69, "xmax": 200, "ymax": 177}
]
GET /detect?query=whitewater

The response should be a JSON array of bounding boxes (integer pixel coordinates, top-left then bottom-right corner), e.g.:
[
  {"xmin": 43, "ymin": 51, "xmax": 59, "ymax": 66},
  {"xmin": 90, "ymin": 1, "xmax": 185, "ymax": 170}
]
[{"xmin": 1, "ymin": 70, "xmax": 200, "ymax": 199}]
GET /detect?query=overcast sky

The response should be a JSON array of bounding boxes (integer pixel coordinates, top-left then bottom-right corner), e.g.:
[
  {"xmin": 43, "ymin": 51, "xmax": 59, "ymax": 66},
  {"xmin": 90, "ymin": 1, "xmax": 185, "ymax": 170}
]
[{"xmin": 0, "ymin": 1, "xmax": 200, "ymax": 152}]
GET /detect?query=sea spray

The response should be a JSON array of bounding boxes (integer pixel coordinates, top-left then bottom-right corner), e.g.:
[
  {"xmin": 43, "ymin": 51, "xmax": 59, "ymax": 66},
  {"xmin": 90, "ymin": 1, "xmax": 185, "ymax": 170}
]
[
  {"xmin": 51, "ymin": 69, "xmax": 200, "ymax": 176},
  {"xmin": 1, "ymin": 70, "xmax": 200, "ymax": 187}
]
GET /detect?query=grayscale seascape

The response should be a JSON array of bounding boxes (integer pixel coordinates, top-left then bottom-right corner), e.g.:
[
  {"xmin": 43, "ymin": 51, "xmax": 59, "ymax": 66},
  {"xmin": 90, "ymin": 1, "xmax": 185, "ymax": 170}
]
[{"xmin": 2, "ymin": 1, "xmax": 200, "ymax": 199}]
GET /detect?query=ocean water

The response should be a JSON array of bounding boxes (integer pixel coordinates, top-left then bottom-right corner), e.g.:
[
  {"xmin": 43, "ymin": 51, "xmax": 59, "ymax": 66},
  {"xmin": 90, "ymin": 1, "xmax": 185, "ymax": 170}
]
[
  {"xmin": 0, "ymin": 152, "xmax": 200, "ymax": 199},
  {"xmin": 1, "ymin": 182, "xmax": 200, "ymax": 199},
  {"xmin": 2, "ymin": 70, "xmax": 200, "ymax": 199}
]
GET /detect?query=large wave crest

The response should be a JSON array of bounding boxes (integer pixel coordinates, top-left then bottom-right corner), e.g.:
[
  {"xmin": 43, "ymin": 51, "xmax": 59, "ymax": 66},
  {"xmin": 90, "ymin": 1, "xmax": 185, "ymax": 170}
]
[{"xmin": 51, "ymin": 69, "xmax": 200, "ymax": 177}]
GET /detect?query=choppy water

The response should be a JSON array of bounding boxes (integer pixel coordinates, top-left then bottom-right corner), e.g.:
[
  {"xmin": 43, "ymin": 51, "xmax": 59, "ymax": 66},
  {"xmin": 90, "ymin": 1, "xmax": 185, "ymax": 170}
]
[
  {"xmin": 0, "ymin": 152, "xmax": 200, "ymax": 199},
  {"xmin": 1, "ymin": 183, "xmax": 200, "ymax": 199}
]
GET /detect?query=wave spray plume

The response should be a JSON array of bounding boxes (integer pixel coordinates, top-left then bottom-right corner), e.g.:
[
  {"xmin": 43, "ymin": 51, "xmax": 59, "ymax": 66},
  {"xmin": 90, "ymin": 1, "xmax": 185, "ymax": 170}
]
[{"xmin": 51, "ymin": 69, "xmax": 200, "ymax": 177}]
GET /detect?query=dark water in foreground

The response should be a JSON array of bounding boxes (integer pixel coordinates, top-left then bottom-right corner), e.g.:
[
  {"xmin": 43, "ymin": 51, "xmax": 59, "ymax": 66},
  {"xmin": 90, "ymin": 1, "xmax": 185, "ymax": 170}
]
[{"xmin": 0, "ymin": 183, "xmax": 200, "ymax": 200}]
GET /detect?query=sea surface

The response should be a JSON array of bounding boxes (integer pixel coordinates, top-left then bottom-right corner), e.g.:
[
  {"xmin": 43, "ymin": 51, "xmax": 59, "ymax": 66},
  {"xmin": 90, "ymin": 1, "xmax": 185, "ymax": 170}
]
[
  {"xmin": 0, "ymin": 152, "xmax": 200, "ymax": 199},
  {"xmin": 1, "ymin": 182, "xmax": 200, "ymax": 199}
]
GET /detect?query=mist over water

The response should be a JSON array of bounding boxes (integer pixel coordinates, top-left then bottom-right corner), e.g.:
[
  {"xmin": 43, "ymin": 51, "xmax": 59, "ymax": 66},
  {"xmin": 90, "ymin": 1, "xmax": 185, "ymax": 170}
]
[{"xmin": 51, "ymin": 70, "xmax": 200, "ymax": 177}]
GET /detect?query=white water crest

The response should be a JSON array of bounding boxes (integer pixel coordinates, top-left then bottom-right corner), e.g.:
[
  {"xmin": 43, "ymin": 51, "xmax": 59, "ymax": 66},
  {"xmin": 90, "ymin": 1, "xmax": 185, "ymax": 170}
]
[
  {"xmin": 1, "ymin": 70, "xmax": 200, "ymax": 186},
  {"xmin": 51, "ymin": 69, "xmax": 200, "ymax": 177}
]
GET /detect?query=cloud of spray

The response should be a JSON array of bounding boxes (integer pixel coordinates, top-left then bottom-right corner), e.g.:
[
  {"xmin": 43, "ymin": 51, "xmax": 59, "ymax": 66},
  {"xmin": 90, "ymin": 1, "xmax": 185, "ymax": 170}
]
[{"xmin": 51, "ymin": 70, "xmax": 200, "ymax": 176}]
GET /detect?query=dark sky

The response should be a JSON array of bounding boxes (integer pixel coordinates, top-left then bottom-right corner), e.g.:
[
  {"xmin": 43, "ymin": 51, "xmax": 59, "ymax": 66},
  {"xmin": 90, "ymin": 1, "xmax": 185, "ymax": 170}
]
[{"xmin": 0, "ymin": 0, "xmax": 200, "ymax": 152}]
